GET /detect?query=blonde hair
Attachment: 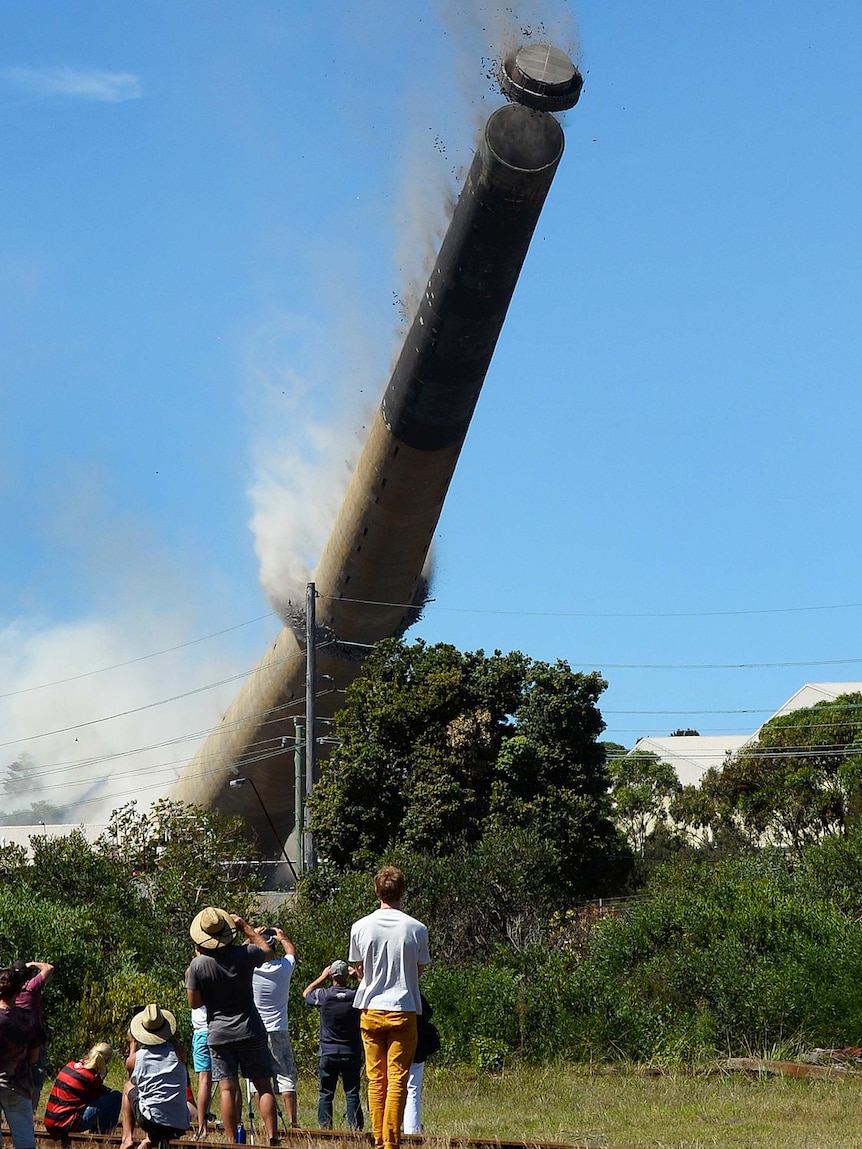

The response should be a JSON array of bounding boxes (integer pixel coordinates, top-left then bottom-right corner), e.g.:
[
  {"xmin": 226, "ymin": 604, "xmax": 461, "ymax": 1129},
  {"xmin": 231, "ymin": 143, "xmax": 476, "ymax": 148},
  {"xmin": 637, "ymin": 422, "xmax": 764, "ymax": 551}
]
[{"xmin": 81, "ymin": 1042, "xmax": 113, "ymax": 1077}]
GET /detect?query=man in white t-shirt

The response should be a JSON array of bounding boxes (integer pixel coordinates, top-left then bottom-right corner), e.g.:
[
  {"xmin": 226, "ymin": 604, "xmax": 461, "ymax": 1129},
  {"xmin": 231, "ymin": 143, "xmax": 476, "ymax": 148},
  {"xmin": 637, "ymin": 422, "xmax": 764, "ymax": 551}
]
[
  {"xmin": 349, "ymin": 867, "xmax": 430, "ymax": 1149},
  {"xmin": 252, "ymin": 927, "xmax": 298, "ymax": 1127}
]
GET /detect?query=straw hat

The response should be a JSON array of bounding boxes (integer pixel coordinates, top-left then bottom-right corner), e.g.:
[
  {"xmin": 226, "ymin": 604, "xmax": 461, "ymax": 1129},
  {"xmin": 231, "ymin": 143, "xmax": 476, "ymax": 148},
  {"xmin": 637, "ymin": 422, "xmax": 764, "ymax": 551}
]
[
  {"xmin": 130, "ymin": 1004, "xmax": 177, "ymax": 1046},
  {"xmin": 190, "ymin": 906, "xmax": 236, "ymax": 951}
]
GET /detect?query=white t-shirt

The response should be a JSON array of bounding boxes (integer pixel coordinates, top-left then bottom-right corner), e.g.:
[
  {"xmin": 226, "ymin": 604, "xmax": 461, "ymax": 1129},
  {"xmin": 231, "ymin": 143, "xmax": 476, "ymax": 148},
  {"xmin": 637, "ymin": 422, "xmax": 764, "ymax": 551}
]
[
  {"xmin": 252, "ymin": 954, "xmax": 295, "ymax": 1031},
  {"xmin": 349, "ymin": 907, "xmax": 430, "ymax": 1013}
]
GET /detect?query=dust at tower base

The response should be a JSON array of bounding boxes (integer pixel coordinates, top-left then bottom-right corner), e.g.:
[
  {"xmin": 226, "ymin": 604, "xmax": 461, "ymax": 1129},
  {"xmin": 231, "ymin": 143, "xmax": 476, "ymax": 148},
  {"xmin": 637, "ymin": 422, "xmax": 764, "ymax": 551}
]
[{"xmin": 172, "ymin": 58, "xmax": 581, "ymax": 857}]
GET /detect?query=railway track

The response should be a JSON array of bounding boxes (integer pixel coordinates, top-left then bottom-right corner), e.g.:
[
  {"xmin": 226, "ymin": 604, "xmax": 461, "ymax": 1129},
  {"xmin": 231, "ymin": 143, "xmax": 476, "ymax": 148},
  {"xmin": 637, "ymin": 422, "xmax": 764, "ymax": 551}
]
[{"xmin": 31, "ymin": 1127, "xmax": 611, "ymax": 1149}]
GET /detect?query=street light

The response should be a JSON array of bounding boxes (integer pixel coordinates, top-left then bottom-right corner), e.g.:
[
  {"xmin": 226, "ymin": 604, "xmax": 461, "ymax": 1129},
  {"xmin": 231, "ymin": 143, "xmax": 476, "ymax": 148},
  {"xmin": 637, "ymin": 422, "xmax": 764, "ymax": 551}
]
[{"xmin": 229, "ymin": 777, "xmax": 299, "ymax": 883}]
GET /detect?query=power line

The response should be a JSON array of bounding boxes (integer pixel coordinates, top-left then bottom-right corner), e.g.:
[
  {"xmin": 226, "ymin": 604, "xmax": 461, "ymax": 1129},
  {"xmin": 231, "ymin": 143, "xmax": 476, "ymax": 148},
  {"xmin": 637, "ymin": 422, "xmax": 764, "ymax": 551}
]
[
  {"xmin": 0, "ymin": 642, "xmax": 334, "ymax": 751},
  {"xmin": 595, "ymin": 657, "xmax": 862, "ymax": 670},
  {"xmin": 0, "ymin": 611, "xmax": 278, "ymax": 700},
  {"xmin": 321, "ymin": 593, "xmax": 862, "ymax": 621},
  {"xmin": 4, "ymin": 593, "xmax": 862, "ymax": 704}
]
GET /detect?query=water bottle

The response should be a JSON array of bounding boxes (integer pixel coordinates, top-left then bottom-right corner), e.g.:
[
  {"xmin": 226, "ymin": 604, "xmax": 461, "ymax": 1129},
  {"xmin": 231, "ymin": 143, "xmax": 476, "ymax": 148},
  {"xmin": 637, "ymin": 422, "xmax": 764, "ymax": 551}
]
[{"xmin": 237, "ymin": 1121, "xmax": 247, "ymax": 1143}]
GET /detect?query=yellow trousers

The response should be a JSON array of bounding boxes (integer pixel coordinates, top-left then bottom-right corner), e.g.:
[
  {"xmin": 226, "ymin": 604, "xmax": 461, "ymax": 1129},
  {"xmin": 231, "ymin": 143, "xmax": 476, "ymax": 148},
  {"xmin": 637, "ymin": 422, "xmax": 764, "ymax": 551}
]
[{"xmin": 360, "ymin": 1010, "xmax": 418, "ymax": 1149}]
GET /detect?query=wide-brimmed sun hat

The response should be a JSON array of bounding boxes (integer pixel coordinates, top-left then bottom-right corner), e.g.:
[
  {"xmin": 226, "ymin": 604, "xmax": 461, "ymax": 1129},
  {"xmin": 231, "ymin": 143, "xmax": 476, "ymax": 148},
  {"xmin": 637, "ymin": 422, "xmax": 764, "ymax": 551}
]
[
  {"xmin": 130, "ymin": 1004, "xmax": 177, "ymax": 1046},
  {"xmin": 190, "ymin": 906, "xmax": 236, "ymax": 951}
]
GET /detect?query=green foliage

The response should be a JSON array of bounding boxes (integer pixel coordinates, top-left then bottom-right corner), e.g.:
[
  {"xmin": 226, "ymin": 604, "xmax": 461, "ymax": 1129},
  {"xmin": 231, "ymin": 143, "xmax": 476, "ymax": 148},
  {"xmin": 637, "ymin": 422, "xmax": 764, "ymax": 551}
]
[
  {"xmin": 715, "ymin": 693, "xmax": 862, "ymax": 854},
  {"xmin": 99, "ymin": 799, "xmax": 263, "ymax": 970},
  {"xmin": 0, "ymin": 804, "xmax": 264, "ymax": 1070},
  {"xmin": 308, "ymin": 639, "xmax": 630, "ymax": 898},
  {"xmin": 308, "ymin": 640, "xmax": 529, "ymax": 865},
  {"xmin": 608, "ymin": 750, "xmax": 682, "ymax": 856},
  {"xmin": 0, "ymin": 753, "xmax": 68, "ymax": 823},
  {"xmin": 564, "ymin": 850, "xmax": 862, "ymax": 1060},
  {"xmin": 3, "ymin": 752, "xmax": 38, "ymax": 797}
]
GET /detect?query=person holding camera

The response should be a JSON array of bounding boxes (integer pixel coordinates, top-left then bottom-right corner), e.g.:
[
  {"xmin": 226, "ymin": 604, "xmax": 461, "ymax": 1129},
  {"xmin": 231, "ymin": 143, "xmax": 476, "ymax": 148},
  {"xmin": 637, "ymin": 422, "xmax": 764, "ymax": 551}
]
[
  {"xmin": 186, "ymin": 907, "xmax": 278, "ymax": 1144},
  {"xmin": 251, "ymin": 926, "xmax": 298, "ymax": 1127}
]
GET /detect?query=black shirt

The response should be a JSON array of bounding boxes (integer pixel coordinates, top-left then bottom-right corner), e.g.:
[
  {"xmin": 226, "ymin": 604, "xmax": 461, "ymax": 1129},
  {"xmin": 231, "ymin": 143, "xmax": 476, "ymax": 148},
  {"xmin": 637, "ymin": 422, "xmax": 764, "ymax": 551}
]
[{"xmin": 305, "ymin": 986, "xmax": 361, "ymax": 1056}]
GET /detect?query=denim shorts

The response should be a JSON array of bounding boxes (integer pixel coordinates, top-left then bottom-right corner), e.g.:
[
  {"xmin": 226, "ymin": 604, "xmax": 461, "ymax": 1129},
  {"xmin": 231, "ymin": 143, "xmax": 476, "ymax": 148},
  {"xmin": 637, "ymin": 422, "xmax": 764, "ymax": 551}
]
[
  {"xmin": 266, "ymin": 1029, "xmax": 297, "ymax": 1093},
  {"xmin": 192, "ymin": 1029, "xmax": 212, "ymax": 1073},
  {"xmin": 209, "ymin": 1038, "xmax": 273, "ymax": 1085},
  {"xmin": 247, "ymin": 1029, "xmax": 297, "ymax": 1094},
  {"xmin": 0, "ymin": 1087, "xmax": 36, "ymax": 1149}
]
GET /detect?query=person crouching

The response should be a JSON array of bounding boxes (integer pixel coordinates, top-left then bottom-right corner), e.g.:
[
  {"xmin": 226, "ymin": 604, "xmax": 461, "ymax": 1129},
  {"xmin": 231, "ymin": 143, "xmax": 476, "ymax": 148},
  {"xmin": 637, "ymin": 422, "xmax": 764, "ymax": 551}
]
[
  {"xmin": 119, "ymin": 1005, "xmax": 190, "ymax": 1149},
  {"xmin": 44, "ymin": 1042, "xmax": 121, "ymax": 1137}
]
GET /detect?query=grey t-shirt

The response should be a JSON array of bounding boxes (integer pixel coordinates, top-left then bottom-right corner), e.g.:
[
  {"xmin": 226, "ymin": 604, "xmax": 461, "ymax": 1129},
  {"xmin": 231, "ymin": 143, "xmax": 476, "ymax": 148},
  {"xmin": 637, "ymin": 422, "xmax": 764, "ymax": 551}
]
[{"xmin": 187, "ymin": 944, "xmax": 268, "ymax": 1046}]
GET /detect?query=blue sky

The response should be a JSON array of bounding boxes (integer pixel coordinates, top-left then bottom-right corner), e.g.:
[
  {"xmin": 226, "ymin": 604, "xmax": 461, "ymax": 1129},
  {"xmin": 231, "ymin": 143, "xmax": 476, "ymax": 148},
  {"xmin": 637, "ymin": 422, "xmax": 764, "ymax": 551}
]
[{"xmin": 3, "ymin": 1, "xmax": 862, "ymax": 817}]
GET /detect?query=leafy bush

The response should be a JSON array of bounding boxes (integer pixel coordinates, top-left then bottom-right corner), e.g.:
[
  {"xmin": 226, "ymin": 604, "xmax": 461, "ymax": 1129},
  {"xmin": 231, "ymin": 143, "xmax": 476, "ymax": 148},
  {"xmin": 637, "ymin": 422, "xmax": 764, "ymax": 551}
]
[{"xmin": 563, "ymin": 851, "xmax": 862, "ymax": 1060}]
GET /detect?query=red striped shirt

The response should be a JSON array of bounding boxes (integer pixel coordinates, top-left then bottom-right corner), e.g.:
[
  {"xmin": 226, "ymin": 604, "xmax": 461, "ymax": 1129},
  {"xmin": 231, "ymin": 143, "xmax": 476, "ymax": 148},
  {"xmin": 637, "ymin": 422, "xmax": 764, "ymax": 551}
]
[{"xmin": 44, "ymin": 1062, "xmax": 106, "ymax": 1132}]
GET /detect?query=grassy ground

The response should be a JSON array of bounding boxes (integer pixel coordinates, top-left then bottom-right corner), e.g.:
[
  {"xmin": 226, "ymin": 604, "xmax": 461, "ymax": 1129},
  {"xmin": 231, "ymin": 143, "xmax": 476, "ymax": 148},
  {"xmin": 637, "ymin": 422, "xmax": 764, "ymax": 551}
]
[
  {"xmin": 347, "ymin": 1063, "xmax": 862, "ymax": 1149},
  {"xmin": 66, "ymin": 1062, "xmax": 862, "ymax": 1149}
]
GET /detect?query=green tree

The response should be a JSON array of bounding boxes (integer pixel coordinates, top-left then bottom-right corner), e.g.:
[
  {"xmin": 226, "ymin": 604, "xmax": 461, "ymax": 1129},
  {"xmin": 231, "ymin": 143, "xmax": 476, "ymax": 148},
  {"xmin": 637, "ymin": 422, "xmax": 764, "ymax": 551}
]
[
  {"xmin": 308, "ymin": 640, "xmax": 528, "ymax": 866},
  {"xmin": 98, "ymin": 799, "xmax": 263, "ymax": 964},
  {"xmin": 3, "ymin": 752, "xmax": 38, "ymax": 798},
  {"xmin": 712, "ymin": 693, "xmax": 862, "ymax": 855},
  {"xmin": 308, "ymin": 640, "xmax": 630, "ymax": 896},
  {"xmin": 489, "ymin": 664, "xmax": 628, "ymax": 895},
  {"xmin": 0, "ymin": 753, "xmax": 69, "ymax": 824},
  {"xmin": 608, "ymin": 750, "xmax": 681, "ymax": 856},
  {"xmin": 669, "ymin": 779, "xmax": 720, "ymax": 849}
]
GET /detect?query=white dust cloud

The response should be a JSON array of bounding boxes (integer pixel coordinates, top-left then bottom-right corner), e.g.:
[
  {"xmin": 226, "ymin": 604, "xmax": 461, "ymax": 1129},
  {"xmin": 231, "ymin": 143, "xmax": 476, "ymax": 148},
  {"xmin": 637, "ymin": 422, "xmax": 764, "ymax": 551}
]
[
  {"xmin": 245, "ymin": 311, "xmax": 374, "ymax": 619},
  {"xmin": 0, "ymin": 609, "xmax": 253, "ymax": 825}
]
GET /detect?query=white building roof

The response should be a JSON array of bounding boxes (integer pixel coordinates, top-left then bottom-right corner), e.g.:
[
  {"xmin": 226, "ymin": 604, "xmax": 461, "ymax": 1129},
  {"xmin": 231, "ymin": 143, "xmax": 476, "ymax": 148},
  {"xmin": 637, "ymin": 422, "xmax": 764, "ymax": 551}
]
[
  {"xmin": 628, "ymin": 735, "xmax": 750, "ymax": 787},
  {"xmin": 631, "ymin": 682, "xmax": 862, "ymax": 786},
  {"xmin": 761, "ymin": 682, "xmax": 862, "ymax": 724},
  {"xmin": 0, "ymin": 823, "xmax": 108, "ymax": 854}
]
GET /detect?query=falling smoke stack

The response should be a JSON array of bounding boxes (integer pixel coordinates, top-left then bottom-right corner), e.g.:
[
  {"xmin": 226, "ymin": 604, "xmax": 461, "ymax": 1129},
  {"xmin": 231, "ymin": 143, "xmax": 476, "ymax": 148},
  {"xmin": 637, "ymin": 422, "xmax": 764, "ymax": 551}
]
[{"xmin": 171, "ymin": 46, "xmax": 583, "ymax": 858}]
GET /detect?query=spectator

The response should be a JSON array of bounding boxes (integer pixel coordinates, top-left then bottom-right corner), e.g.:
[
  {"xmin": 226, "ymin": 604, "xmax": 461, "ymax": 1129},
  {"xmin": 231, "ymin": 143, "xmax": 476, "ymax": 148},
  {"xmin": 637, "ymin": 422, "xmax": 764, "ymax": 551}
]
[
  {"xmin": 0, "ymin": 966, "xmax": 45, "ymax": 1149},
  {"xmin": 185, "ymin": 906, "xmax": 278, "ymax": 1145},
  {"xmin": 402, "ymin": 993, "xmax": 439, "ymax": 1135},
  {"xmin": 44, "ymin": 1042, "xmax": 121, "ymax": 1137},
  {"xmin": 119, "ymin": 1004, "xmax": 190, "ymax": 1149},
  {"xmin": 302, "ymin": 960, "xmax": 363, "ymax": 1131},
  {"xmin": 251, "ymin": 928, "xmax": 298, "ymax": 1128},
  {"xmin": 186, "ymin": 952, "xmax": 213, "ymax": 1140},
  {"xmin": 12, "ymin": 960, "xmax": 53, "ymax": 1109},
  {"xmin": 349, "ymin": 867, "xmax": 430, "ymax": 1149}
]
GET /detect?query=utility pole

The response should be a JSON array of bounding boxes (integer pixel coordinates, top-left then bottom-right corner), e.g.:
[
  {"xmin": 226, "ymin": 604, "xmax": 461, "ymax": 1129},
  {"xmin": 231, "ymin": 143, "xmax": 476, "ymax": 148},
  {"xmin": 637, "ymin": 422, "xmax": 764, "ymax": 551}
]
[
  {"xmin": 293, "ymin": 719, "xmax": 304, "ymax": 876},
  {"xmin": 303, "ymin": 582, "xmax": 317, "ymax": 870}
]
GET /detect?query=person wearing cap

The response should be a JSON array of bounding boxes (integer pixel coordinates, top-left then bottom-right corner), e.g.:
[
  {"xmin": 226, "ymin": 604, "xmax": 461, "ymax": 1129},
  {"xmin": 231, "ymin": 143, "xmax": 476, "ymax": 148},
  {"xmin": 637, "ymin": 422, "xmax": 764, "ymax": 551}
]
[
  {"xmin": 302, "ymin": 960, "xmax": 363, "ymax": 1131},
  {"xmin": 251, "ymin": 927, "xmax": 298, "ymax": 1127},
  {"xmin": 43, "ymin": 1043, "xmax": 122, "ymax": 1137},
  {"xmin": 119, "ymin": 1004, "xmax": 190, "ymax": 1149},
  {"xmin": 0, "ymin": 965, "xmax": 45, "ymax": 1149},
  {"xmin": 185, "ymin": 906, "xmax": 279, "ymax": 1144},
  {"xmin": 349, "ymin": 867, "xmax": 430, "ymax": 1149}
]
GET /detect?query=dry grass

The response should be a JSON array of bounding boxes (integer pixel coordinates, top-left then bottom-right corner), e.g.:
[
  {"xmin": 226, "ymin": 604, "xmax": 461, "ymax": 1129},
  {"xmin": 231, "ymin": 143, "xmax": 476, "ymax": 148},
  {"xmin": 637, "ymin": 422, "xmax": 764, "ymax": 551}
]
[
  {"xmin": 408, "ymin": 1062, "xmax": 862, "ymax": 1148},
  {"xmin": 75, "ymin": 1062, "xmax": 862, "ymax": 1149}
]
